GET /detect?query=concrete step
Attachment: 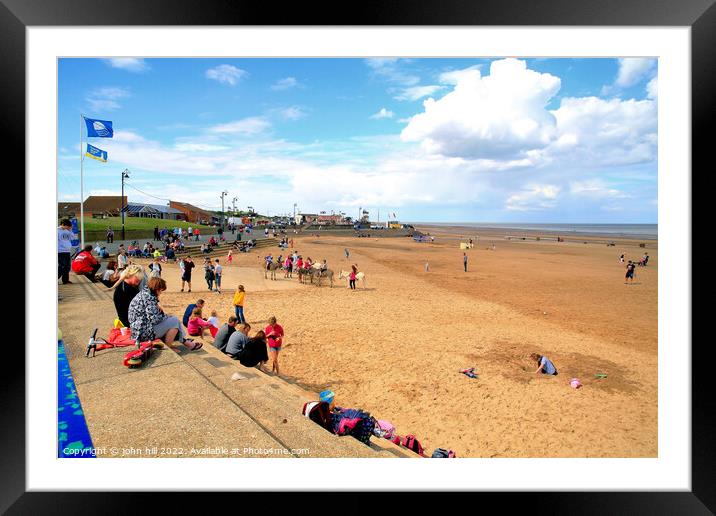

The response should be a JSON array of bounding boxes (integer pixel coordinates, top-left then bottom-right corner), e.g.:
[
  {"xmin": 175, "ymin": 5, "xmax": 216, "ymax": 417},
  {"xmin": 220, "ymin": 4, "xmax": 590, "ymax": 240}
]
[
  {"xmin": 64, "ymin": 278, "xmax": 413, "ymax": 458},
  {"xmin": 58, "ymin": 281, "xmax": 289, "ymax": 458},
  {"xmin": 182, "ymin": 342, "xmax": 416, "ymax": 458}
]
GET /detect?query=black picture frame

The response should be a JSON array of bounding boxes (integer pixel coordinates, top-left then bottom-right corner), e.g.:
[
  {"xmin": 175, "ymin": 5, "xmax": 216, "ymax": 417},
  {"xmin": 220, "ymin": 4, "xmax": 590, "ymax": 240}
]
[{"xmin": 5, "ymin": 0, "xmax": 710, "ymax": 512}]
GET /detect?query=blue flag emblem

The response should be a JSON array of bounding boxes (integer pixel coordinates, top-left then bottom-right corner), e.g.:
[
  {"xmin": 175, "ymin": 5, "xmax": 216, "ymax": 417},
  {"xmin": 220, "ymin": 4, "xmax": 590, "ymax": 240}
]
[
  {"xmin": 85, "ymin": 144, "xmax": 108, "ymax": 162},
  {"xmin": 84, "ymin": 117, "xmax": 113, "ymax": 138}
]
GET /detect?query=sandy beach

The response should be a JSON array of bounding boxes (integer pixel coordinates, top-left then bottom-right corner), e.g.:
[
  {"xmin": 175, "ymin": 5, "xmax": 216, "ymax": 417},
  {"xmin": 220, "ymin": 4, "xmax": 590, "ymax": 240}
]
[{"xmin": 136, "ymin": 227, "xmax": 658, "ymax": 458}]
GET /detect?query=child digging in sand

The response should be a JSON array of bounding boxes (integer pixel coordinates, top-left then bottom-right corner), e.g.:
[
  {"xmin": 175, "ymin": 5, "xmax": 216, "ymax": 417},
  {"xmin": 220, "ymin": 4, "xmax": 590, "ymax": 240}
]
[{"xmin": 530, "ymin": 353, "xmax": 558, "ymax": 375}]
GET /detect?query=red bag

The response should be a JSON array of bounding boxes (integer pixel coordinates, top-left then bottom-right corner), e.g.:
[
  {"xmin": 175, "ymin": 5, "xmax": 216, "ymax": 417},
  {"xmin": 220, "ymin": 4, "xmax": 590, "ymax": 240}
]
[{"xmin": 400, "ymin": 435, "xmax": 425, "ymax": 456}]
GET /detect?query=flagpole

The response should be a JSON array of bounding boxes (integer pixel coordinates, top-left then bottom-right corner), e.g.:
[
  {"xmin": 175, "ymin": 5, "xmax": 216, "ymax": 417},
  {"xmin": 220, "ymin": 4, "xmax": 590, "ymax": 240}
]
[{"xmin": 80, "ymin": 113, "xmax": 85, "ymax": 247}]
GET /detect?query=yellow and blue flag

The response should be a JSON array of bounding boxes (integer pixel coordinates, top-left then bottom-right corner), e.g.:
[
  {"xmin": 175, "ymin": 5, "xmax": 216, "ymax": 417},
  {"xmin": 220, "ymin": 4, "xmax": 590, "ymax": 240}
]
[
  {"xmin": 83, "ymin": 117, "xmax": 113, "ymax": 138},
  {"xmin": 85, "ymin": 144, "xmax": 108, "ymax": 162}
]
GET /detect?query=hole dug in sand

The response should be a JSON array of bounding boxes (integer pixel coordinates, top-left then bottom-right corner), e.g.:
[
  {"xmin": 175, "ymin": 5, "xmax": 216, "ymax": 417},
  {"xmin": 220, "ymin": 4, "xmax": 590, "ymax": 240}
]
[{"xmin": 465, "ymin": 342, "xmax": 641, "ymax": 394}]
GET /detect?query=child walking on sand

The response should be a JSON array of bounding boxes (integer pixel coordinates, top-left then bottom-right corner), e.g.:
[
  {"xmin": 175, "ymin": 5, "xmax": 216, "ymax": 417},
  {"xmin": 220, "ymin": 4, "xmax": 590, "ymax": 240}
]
[
  {"xmin": 625, "ymin": 260, "xmax": 636, "ymax": 284},
  {"xmin": 227, "ymin": 249, "xmax": 233, "ymax": 265},
  {"xmin": 265, "ymin": 316, "xmax": 284, "ymax": 376},
  {"xmin": 204, "ymin": 258, "xmax": 215, "ymax": 291},
  {"xmin": 180, "ymin": 256, "xmax": 194, "ymax": 292},
  {"xmin": 233, "ymin": 285, "xmax": 246, "ymax": 323}
]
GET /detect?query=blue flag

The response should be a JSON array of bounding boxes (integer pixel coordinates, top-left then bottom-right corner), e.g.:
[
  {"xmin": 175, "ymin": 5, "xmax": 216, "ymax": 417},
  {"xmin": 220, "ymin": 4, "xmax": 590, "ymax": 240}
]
[
  {"xmin": 83, "ymin": 117, "xmax": 113, "ymax": 138},
  {"xmin": 85, "ymin": 144, "xmax": 108, "ymax": 162}
]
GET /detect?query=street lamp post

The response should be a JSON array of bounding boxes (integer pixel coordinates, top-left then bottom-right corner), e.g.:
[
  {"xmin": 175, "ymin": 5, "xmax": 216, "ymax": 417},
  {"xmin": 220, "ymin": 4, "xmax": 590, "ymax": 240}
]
[
  {"xmin": 121, "ymin": 169, "xmax": 130, "ymax": 240},
  {"xmin": 220, "ymin": 190, "xmax": 228, "ymax": 231}
]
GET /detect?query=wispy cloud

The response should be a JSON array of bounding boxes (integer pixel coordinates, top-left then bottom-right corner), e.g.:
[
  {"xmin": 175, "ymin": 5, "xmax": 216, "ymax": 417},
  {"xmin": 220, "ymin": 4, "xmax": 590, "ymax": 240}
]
[
  {"xmin": 365, "ymin": 58, "xmax": 419, "ymax": 87},
  {"xmin": 208, "ymin": 117, "xmax": 271, "ymax": 134},
  {"xmin": 278, "ymin": 106, "xmax": 306, "ymax": 120},
  {"xmin": 616, "ymin": 58, "xmax": 656, "ymax": 88},
  {"xmin": 602, "ymin": 58, "xmax": 657, "ymax": 95},
  {"xmin": 394, "ymin": 85, "xmax": 444, "ymax": 101},
  {"xmin": 206, "ymin": 65, "xmax": 248, "ymax": 86},
  {"xmin": 271, "ymin": 77, "xmax": 299, "ymax": 91},
  {"xmin": 439, "ymin": 65, "xmax": 482, "ymax": 85},
  {"xmin": 157, "ymin": 123, "xmax": 194, "ymax": 131},
  {"xmin": 366, "ymin": 58, "xmax": 445, "ymax": 103},
  {"xmin": 174, "ymin": 143, "xmax": 231, "ymax": 152},
  {"xmin": 85, "ymin": 86, "xmax": 131, "ymax": 112},
  {"xmin": 104, "ymin": 58, "xmax": 149, "ymax": 72},
  {"xmin": 370, "ymin": 108, "xmax": 394, "ymax": 120},
  {"xmin": 569, "ymin": 179, "xmax": 629, "ymax": 199},
  {"xmin": 506, "ymin": 185, "xmax": 560, "ymax": 211}
]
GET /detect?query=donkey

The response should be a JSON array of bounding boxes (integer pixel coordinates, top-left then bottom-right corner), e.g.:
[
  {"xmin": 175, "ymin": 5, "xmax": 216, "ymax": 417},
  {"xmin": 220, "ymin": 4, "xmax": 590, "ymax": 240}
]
[
  {"xmin": 338, "ymin": 270, "xmax": 367, "ymax": 289},
  {"xmin": 314, "ymin": 268, "xmax": 334, "ymax": 288},
  {"xmin": 264, "ymin": 261, "xmax": 282, "ymax": 280}
]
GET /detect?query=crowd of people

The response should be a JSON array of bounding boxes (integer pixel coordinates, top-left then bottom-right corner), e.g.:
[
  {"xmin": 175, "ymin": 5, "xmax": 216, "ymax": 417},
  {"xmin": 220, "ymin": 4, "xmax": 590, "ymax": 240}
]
[{"xmin": 59, "ymin": 218, "xmax": 607, "ymax": 457}]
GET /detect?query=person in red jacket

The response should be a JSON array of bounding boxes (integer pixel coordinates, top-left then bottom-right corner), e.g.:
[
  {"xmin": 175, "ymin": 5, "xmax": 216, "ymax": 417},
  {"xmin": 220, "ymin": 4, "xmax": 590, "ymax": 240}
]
[{"xmin": 71, "ymin": 245, "xmax": 101, "ymax": 281}]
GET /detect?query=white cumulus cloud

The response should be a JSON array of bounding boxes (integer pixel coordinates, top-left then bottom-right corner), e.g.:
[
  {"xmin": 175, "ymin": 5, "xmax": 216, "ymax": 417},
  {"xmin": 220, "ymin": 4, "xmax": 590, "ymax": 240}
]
[
  {"xmin": 401, "ymin": 58, "xmax": 561, "ymax": 160},
  {"xmin": 370, "ymin": 108, "xmax": 394, "ymax": 120},
  {"xmin": 206, "ymin": 65, "xmax": 248, "ymax": 86},
  {"xmin": 646, "ymin": 77, "xmax": 658, "ymax": 99},
  {"xmin": 549, "ymin": 96, "xmax": 657, "ymax": 166},
  {"xmin": 400, "ymin": 58, "xmax": 657, "ymax": 170}
]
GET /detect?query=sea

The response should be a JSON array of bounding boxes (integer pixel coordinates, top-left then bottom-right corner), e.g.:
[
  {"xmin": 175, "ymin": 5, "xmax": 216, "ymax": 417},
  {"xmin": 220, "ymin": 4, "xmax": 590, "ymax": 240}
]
[{"xmin": 412, "ymin": 223, "xmax": 658, "ymax": 240}]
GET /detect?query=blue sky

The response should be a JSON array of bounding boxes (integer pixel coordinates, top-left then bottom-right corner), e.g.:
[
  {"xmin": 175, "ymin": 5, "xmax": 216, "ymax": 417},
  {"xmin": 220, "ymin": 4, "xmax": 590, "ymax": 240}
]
[{"xmin": 58, "ymin": 57, "xmax": 657, "ymax": 223}]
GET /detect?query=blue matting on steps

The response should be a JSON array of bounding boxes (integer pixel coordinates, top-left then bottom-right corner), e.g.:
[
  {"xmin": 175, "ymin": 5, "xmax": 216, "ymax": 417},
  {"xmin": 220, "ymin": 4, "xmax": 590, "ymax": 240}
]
[{"xmin": 58, "ymin": 339, "xmax": 95, "ymax": 458}]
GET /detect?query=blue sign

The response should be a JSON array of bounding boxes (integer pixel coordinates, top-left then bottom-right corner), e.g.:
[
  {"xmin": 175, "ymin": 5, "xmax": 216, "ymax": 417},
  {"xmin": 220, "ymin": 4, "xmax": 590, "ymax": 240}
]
[{"xmin": 70, "ymin": 218, "xmax": 79, "ymax": 247}]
